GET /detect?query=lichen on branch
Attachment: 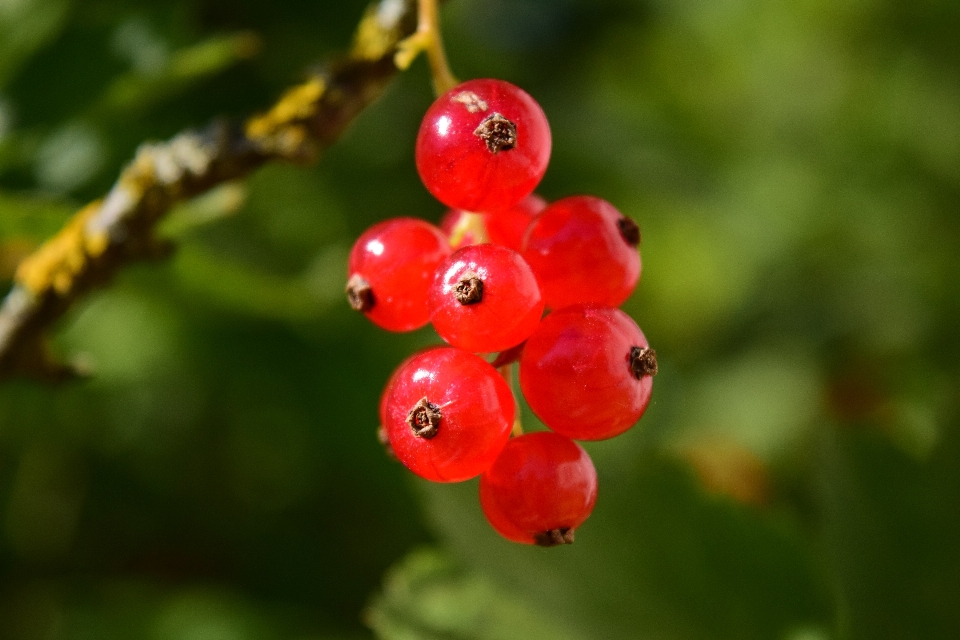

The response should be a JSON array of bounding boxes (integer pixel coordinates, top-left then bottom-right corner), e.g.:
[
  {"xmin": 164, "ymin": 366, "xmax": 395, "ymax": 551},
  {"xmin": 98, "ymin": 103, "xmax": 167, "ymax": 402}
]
[{"xmin": 0, "ymin": 0, "xmax": 419, "ymax": 381}]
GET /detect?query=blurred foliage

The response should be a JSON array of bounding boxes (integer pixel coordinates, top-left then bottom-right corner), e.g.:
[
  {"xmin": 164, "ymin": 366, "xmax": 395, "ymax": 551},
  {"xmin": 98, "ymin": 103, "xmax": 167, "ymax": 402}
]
[
  {"xmin": 1, "ymin": 0, "xmax": 959, "ymax": 638},
  {"xmin": 365, "ymin": 548, "xmax": 580, "ymax": 640}
]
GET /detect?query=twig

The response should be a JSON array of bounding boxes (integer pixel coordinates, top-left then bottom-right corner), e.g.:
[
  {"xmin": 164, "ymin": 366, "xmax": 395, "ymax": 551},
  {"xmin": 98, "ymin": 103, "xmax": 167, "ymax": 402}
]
[{"xmin": 0, "ymin": 0, "xmax": 419, "ymax": 381}]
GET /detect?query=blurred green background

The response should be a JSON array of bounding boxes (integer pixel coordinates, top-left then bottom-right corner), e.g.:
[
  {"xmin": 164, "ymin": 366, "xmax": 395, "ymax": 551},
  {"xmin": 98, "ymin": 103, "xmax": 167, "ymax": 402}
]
[{"xmin": 1, "ymin": 0, "xmax": 959, "ymax": 638}]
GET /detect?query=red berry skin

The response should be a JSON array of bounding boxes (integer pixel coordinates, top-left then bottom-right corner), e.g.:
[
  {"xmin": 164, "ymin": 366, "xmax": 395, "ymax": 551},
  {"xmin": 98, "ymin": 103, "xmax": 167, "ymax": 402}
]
[
  {"xmin": 429, "ymin": 244, "xmax": 544, "ymax": 353},
  {"xmin": 521, "ymin": 196, "xmax": 641, "ymax": 309},
  {"xmin": 519, "ymin": 306, "xmax": 654, "ymax": 440},
  {"xmin": 379, "ymin": 349, "xmax": 423, "ymax": 426},
  {"xmin": 479, "ymin": 480, "xmax": 536, "ymax": 544},
  {"xmin": 480, "ymin": 432, "xmax": 597, "ymax": 544},
  {"xmin": 384, "ymin": 347, "xmax": 515, "ymax": 482},
  {"xmin": 347, "ymin": 218, "xmax": 451, "ymax": 332},
  {"xmin": 416, "ymin": 79, "xmax": 552, "ymax": 212},
  {"xmin": 484, "ymin": 193, "xmax": 547, "ymax": 251}
]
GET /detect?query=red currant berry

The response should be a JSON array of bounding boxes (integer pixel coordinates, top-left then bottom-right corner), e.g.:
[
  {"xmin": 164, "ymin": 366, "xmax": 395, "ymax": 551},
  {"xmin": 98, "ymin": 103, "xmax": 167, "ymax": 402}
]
[
  {"xmin": 429, "ymin": 244, "xmax": 544, "ymax": 353},
  {"xmin": 384, "ymin": 347, "xmax": 515, "ymax": 482},
  {"xmin": 519, "ymin": 305, "xmax": 657, "ymax": 440},
  {"xmin": 521, "ymin": 196, "xmax": 641, "ymax": 309},
  {"xmin": 416, "ymin": 79, "xmax": 551, "ymax": 212},
  {"xmin": 346, "ymin": 218, "xmax": 451, "ymax": 332},
  {"xmin": 480, "ymin": 431, "xmax": 597, "ymax": 546},
  {"xmin": 483, "ymin": 193, "xmax": 547, "ymax": 252}
]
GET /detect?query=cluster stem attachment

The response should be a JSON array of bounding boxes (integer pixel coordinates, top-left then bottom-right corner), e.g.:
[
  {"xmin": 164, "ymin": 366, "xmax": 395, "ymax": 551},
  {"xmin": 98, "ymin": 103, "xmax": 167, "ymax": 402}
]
[
  {"xmin": 498, "ymin": 363, "xmax": 524, "ymax": 437},
  {"xmin": 395, "ymin": 0, "xmax": 458, "ymax": 95},
  {"xmin": 448, "ymin": 211, "xmax": 489, "ymax": 247}
]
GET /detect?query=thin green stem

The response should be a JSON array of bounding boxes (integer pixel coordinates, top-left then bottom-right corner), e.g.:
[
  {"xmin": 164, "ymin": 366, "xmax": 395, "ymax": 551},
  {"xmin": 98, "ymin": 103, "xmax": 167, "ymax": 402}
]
[
  {"xmin": 448, "ymin": 211, "xmax": 488, "ymax": 247},
  {"xmin": 498, "ymin": 363, "xmax": 524, "ymax": 437},
  {"xmin": 395, "ymin": 0, "xmax": 458, "ymax": 95},
  {"xmin": 419, "ymin": 0, "xmax": 457, "ymax": 94}
]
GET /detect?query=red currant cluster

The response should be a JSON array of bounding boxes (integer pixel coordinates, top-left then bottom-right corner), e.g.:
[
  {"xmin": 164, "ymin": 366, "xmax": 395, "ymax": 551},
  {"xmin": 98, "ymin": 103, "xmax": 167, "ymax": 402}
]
[{"xmin": 346, "ymin": 78, "xmax": 657, "ymax": 547}]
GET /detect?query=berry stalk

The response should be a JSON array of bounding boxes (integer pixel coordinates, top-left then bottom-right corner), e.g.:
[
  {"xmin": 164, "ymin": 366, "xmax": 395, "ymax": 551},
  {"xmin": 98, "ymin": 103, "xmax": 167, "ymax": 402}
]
[
  {"xmin": 448, "ymin": 211, "xmax": 489, "ymax": 247},
  {"xmin": 395, "ymin": 0, "xmax": 458, "ymax": 95},
  {"xmin": 498, "ymin": 363, "xmax": 524, "ymax": 437}
]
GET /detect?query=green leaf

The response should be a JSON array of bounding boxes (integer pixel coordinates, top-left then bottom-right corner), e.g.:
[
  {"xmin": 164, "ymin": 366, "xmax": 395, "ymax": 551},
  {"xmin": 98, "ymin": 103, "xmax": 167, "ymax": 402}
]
[{"xmin": 366, "ymin": 547, "xmax": 584, "ymax": 640}]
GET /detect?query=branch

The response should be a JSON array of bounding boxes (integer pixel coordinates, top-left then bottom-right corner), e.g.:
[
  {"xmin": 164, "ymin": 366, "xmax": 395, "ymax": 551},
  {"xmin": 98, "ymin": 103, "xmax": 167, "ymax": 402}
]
[{"xmin": 0, "ymin": 0, "xmax": 419, "ymax": 382}]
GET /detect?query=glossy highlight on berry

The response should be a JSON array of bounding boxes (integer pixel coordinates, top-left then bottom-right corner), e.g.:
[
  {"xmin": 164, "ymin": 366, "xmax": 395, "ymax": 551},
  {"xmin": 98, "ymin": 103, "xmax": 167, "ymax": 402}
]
[
  {"xmin": 480, "ymin": 432, "xmax": 597, "ymax": 546},
  {"xmin": 416, "ymin": 79, "xmax": 552, "ymax": 212},
  {"xmin": 520, "ymin": 305, "xmax": 656, "ymax": 440},
  {"xmin": 383, "ymin": 347, "xmax": 515, "ymax": 482},
  {"xmin": 346, "ymin": 217, "xmax": 451, "ymax": 332},
  {"xmin": 522, "ymin": 196, "xmax": 641, "ymax": 309},
  {"xmin": 429, "ymin": 244, "xmax": 544, "ymax": 353}
]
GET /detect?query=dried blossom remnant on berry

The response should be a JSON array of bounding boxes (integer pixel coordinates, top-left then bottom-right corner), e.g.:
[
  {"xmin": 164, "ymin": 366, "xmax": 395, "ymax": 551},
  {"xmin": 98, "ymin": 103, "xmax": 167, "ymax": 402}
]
[
  {"xmin": 454, "ymin": 270, "xmax": 484, "ymax": 305},
  {"xmin": 346, "ymin": 274, "xmax": 374, "ymax": 311},
  {"xmin": 534, "ymin": 528, "xmax": 575, "ymax": 547},
  {"xmin": 453, "ymin": 91, "xmax": 488, "ymax": 113},
  {"xmin": 617, "ymin": 216, "xmax": 641, "ymax": 247},
  {"xmin": 377, "ymin": 425, "xmax": 397, "ymax": 460},
  {"xmin": 474, "ymin": 113, "xmax": 517, "ymax": 153},
  {"xmin": 629, "ymin": 346, "xmax": 658, "ymax": 379},
  {"xmin": 407, "ymin": 397, "xmax": 441, "ymax": 439}
]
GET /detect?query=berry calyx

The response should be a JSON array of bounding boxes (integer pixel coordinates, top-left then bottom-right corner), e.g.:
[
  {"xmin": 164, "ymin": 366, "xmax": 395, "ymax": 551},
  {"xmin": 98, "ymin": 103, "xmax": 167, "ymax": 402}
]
[
  {"xmin": 617, "ymin": 216, "xmax": 641, "ymax": 246},
  {"xmin": 474, "ymin": 112, "xmax": 517, "ymax": 152},
  {"xmin": 346, "ymin": 275, "xmax": 373, "ymax": 312},
  {"xmin": 521, "ymin": 196, "xmax": 641, "ymax": 309},
  {"xmin": 454, "ymin": 271, "xmax": 483, "ymax": 304},
  {"xmin": 480, "ymin": 431, "xmax": 597, "ymax": 546},
  {"xmin": 406, "ymin": 397, "xmax": 441, "ymax": 438},
  {"xmin": 416, "ymin": 79, "xmax": 551, "ymax": 212},
  {"xmin": 519, "ymin": 305, "xmax": 656, "ymax": 440},
  {"xmin": 629, "ymin": 346, "xmax": 658, "ymax": 378},
  {"xmin": 383, "ymin": 347, "xmax": 515, "ymax": 482},
  {"xmin": 346, "ymin": 218, "xmax": 451, "ymax": 332},
  {"xmin": 429, "ymin": 244, "xmax": 544, "ymax": 353},
  {"xmin": 535, "ymin": 529, "xmax": 576, "ymax": 547},
  {"xmin": 376, "ymin": 425, "xmax": 396, "ymax": 460}
]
